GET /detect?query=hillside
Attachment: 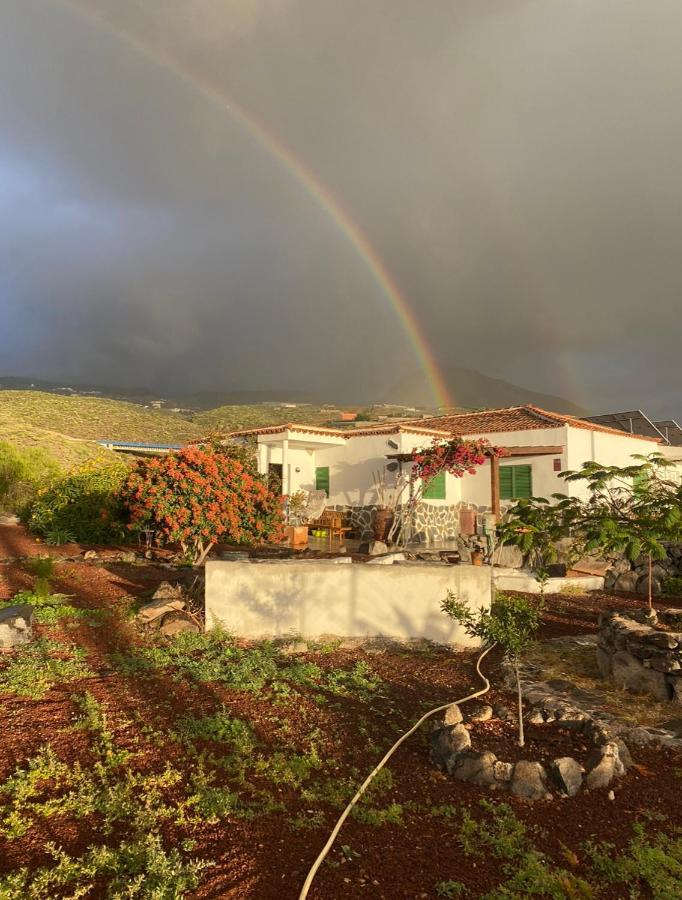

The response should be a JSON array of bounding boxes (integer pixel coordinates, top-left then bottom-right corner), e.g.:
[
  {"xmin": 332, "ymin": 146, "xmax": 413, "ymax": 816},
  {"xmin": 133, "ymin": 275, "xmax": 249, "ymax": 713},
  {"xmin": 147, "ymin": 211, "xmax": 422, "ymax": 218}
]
[
  {"xmin": 386, "ymin": 366, "xmax": 588, "ymax": 415},
  {"xmin": 0, "ymin": 408, "xmax": 109, "ymax": 470},
  {"xmin": 0, "ymin": 391, "xmax": 203, "ymax": 444}
]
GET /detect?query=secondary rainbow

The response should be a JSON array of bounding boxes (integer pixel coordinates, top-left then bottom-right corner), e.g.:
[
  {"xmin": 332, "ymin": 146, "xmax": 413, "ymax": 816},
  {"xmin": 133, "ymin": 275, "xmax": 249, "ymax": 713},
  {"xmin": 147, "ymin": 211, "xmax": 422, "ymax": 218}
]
[{"xmin": 54, "ymin": 0, "xmax": 453, "ymax": 409}]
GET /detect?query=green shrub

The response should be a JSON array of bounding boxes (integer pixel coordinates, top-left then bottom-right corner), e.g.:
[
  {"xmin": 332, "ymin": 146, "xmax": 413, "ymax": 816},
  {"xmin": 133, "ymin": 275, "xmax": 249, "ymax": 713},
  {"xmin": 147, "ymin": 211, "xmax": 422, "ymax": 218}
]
[
  {"xmin": 28, "ymin": 459, "xmax": 129, "ymax": 544},
  {"xmin": 0, "ymin": 442, "xmax": 59, "ymax": 516},
  {"xmin": 663, "ymin": 576, "xmax": 682, "ymax": 597}
]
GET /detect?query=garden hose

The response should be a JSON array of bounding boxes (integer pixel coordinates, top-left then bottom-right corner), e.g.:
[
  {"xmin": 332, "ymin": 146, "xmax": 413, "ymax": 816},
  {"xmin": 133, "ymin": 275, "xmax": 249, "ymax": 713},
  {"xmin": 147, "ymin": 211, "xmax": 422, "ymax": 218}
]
[{"xmin": 298, "ymin": 642, "xmax": 496, "ymax": 900}]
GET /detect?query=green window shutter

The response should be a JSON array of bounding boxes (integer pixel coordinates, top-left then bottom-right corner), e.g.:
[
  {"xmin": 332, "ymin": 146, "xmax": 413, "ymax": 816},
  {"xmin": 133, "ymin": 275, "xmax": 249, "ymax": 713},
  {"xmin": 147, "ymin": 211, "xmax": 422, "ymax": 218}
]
[
  {"xmin": 499, "ymin": 466, "xmax": 514, "ymax": 500},
  {"xmin": 315, "ymin": 466, "xmax": 330, "ymax": 497},
  {"xmin": 499, "ymin": 465, "xmax": 533, "ymax": 500},
  {"xmin": 422, "ymin": 470, "xmax": 446, "ymax": 500}
]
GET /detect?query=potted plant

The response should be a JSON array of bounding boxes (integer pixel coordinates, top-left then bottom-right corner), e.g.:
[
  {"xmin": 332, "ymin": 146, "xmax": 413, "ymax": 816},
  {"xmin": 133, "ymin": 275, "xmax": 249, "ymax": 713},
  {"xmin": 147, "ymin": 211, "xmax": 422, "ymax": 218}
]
[{"xmin": 286, "ymin": 491, "xmax": 309, "ymax": 547}]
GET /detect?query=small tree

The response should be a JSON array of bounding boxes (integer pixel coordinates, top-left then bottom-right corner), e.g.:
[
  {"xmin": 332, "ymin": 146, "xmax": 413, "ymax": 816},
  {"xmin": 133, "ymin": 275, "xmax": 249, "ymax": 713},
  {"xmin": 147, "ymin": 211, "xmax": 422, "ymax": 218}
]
[
  {"xmin": 121, "ymin": 445, "xmax": 284, "ymax": 565},
  {"xmin": 498, "ymin": 453, "xmax": 682, "ymax": 608},
  {"xmin": 442, "ymin": 592, "xmax": 543, "ymax": 747}
]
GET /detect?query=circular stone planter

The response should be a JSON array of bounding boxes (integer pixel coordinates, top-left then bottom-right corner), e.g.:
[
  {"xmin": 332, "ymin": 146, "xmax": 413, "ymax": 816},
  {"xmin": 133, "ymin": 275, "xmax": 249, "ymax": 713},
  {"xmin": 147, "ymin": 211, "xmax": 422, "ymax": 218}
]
[{"xmin": 430, "ymin": 698, "xmax": 634, "ymax": 801}]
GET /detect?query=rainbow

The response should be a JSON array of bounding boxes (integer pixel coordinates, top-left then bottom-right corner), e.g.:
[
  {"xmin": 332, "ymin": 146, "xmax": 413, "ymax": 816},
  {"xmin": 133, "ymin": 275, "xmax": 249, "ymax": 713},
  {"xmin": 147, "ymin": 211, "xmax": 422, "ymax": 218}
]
[{"xmin": 52, "ymin": 0, "xmax": 453, "ymax": 409}]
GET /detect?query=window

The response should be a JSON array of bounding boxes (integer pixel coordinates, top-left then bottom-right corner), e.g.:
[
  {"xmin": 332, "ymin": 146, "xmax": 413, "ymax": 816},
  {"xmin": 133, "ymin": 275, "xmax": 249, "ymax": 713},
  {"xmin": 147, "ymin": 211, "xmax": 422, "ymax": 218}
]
[
  {"xmin": 422, "ymin": 470, "xmax": 446, "ymax": 500},
  {"xmin": 499, "ymin": 464, "xmax": 533, "ymax": 500},
  {"xmin": 315, "ymin": 466, "xmax": 330, "ymax": 497}
]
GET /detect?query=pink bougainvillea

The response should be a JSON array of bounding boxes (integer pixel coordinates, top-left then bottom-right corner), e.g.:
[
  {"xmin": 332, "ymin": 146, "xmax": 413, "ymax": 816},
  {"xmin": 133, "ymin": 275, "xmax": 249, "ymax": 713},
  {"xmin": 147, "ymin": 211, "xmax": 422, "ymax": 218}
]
[{"xmin": 411, "ymin": 437, "xmax": 509, "ymax": 484}]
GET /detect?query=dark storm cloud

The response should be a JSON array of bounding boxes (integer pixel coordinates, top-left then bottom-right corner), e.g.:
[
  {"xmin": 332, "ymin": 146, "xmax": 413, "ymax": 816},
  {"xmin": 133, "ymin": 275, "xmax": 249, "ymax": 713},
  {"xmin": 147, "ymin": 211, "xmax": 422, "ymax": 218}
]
[{"xmin": 1, "ymin": 0, "xmax": 681, "ymax": 414}]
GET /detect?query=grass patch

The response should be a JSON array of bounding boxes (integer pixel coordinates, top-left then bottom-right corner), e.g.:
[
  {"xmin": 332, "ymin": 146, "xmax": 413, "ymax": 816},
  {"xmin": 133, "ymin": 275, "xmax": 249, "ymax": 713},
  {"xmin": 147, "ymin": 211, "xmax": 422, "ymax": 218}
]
[
  {"xmin": 112, "ymin": 629, "xmax": 382, "ymax": 702},
  {"xmin": 0, "ymin": 833, "xmax": 209, "ymax": 899},
  {"xmin": 525, "ymin": 638, "xmax": 675, "ymax": 728},
  {"xmin": 3, "ymin": 590, "xmax": 104, "ymax": 626},
  {"xmin": 0, "ymin": 640, "xmax": 93, "ymax": 698}
]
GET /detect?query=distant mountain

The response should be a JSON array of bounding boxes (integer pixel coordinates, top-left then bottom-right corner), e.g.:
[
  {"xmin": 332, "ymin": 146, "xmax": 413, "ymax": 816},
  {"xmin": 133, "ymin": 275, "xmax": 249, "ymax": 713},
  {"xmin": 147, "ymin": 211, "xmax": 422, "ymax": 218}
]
[
  {"xmin": 385, "ymin": 367, "xmax": 588, "ymax": 415},
  {"xmin": 0, "ymin": 377, "xmax": 320, "ymax": 410},
  {"xmin": 0, "ymin": 371, "xmax": 587, "ymax": 416}
]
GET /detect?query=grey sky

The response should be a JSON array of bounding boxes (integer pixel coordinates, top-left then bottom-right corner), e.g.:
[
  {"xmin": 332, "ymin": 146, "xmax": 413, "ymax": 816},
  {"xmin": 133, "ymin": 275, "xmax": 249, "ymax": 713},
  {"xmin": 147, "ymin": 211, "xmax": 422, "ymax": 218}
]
[{"xmin": 1, "ymin": 0, "xmax": 681, "ymax": 415}]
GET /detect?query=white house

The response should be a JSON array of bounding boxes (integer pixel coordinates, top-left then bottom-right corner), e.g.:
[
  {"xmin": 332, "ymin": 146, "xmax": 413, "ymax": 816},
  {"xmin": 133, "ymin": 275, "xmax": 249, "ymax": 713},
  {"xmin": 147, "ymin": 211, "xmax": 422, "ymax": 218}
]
[{"xmin": 228, "ymin": 405, "xmax": 661, "ymax": 542}]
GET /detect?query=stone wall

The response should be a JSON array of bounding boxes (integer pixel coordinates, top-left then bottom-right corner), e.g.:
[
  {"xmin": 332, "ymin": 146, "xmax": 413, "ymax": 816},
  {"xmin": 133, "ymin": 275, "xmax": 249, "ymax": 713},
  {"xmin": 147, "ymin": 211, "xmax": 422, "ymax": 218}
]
[
  {"xmin": 604, "ymin": 543, "xmax": 682, "ymax": 596},
  {"xmin": 328, "ymin": 503, "xmax": 461, "ymax": 544},
  {"xmin": 597, "ymin": 608, "xmax": 682, "ymax": 704}
]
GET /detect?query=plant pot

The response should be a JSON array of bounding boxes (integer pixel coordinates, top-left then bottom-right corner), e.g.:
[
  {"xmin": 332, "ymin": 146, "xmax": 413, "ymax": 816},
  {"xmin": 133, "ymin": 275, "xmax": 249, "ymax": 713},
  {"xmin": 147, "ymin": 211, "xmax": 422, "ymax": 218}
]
[
  {"xmin": 286, "ymin": 525, "xmax": 309, "ymax": 547},
  {"xmin": 471, "ymin": 550, "xmax": 484, "ymax": 566},
  {"xmin": 372, "ymin": 508, "xmax": 394, "ymax": 541}
]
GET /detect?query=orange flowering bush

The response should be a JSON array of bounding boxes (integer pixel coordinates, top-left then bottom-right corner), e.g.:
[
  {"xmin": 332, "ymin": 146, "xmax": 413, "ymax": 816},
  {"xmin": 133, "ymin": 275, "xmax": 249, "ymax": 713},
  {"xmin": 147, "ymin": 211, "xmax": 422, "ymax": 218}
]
[{"xmin": 121, "ymin": 446, "xmax": 284, "ymax": 565}]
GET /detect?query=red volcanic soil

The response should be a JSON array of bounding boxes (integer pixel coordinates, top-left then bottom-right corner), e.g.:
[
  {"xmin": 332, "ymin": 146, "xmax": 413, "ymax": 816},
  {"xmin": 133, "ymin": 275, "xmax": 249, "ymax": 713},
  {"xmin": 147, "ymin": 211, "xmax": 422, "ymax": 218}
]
[{"xmin": 0, "ymin": 525, "xmax": 681, "ymax": 898}]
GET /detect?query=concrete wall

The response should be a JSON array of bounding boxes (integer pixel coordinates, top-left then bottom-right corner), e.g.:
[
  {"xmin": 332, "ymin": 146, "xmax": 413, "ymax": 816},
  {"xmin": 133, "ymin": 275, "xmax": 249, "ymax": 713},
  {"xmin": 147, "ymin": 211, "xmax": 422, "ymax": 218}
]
[{"xmin": 205, "ymin": 560, "xmax": 492, "ymax": 646}]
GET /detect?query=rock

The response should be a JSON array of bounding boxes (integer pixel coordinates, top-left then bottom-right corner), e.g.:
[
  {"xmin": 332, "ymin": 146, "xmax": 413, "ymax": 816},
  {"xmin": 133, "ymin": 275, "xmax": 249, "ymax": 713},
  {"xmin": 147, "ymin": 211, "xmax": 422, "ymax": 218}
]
[
  {"xmin": 492, "ymin": 544, "xmax": 523, "ymax": 568},
  {"xmin": 583, "ymin": 719, "xmax": 615, "ymax": 745},
  {"xmin": 608, "ymin": 789, "xmax": 615, "ymax": 801},
  {"xmin": 510, "ymin": 761, "xmax": 552, "ymax": 801},
  {"xmin": 614, "ymin": 739, "xmax": 633, "ymax": 770},
  {"xmin": 152, "ymin": 581, "xmax": 185, "ymax": 602},
  {"xmin": 611, "ymin": 650, "xmax": 673, "ymax": 701},
  {"xmin": 137, "ymin": 596, "xmax": 186, "ymax": 624},
  {"xmin": 614, "ymin": 572, "xmax": 639, "ymax": 593},
  {"xmin": 493, "ymin": 760, "xmax": 513, "ymax": 782},
  {"xmin": 430, "ymin": 724, "xmax": 471, "ymax": 773},
  {"xmin": 443, "ymin": 703, "xmax": 463, "ymax": 726},
  {"xmin": 596, "ymin": 647, "xmax": 613, "ymax": 678},
  {"xmin": 585, "ymin": 742, "xmax": 625, "ymax": 790},
  {"xmin": 659, "ymin": 609, "xmax": 682, "ymax": 628},
  {"xmin": 0, "ymin": 604, "xmax": 34, "ymax": 649},
  {"xmin": 158, "ymin": 612, "xmax": 200, "ymax": 638},
  {"xmin": 647, "ymin": 632, "xmax": 680, "ymax": 650},
  {"xmin": 0, "ymin": 514, "xmax": 20, "ymax": 526},
  {"xmin": 549, "ymin": 757, "xmax": 584, "ymax": 797},
  {"xmin": 526, "ymin": 708, "xmax": 545, "ymax": 725},
  {"xmin": 83, "ymin": 550, "xmax": 99, "ymax": 561},
  {"xmin": 492, "ymin": 703, "xmax": 514, "ymax": 723},
  {"xmin": 636, "ymin": 575, "xmax": 662, "ymax": 598},
  {"xmin": 452, "ymin": 750, "xmax": 498, "ymax": 786},
  {"xmin": 358, "ymin": 540, "xmax": 388, "ymax": 556},
  {"xmin": 622, "ymin": 726, "xmax": 655, "ymax": 747},
  {"xmin": 366, "ymin": 552, "xmax": 406, "ymax": 565},
  {"xmin": 118, "ymin": 551, "xmax": 137, "ymax": 564},
  {"xmin": 612, "ymin": 558, "xmax": 633, "ymax": 576},
  {"xmin": 467, "ymin": 703, "xmax": 493, "ymax": 723},
  {"xmin": 671, "ymin": 678, "xmax": 682, "ymax": 705}
]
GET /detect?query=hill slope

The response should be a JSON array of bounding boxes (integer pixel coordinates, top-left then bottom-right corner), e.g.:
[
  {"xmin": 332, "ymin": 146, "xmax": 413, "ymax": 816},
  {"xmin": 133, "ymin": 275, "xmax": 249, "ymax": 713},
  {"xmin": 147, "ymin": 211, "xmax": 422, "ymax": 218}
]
[
  {"xmin": 0, "ymin": 392, "xmax": 203, "ymax": 444},
  {"xmin": 386, "ymin": 366, "xmax": 588, "ymax": 415}
]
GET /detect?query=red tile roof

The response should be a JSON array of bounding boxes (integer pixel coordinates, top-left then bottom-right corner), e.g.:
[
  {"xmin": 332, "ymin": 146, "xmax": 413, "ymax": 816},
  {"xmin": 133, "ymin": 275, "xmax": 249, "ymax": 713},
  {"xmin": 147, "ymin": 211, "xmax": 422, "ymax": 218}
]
[
  {"xmin": 225, "ymin": 422, "xmax": 452, "ymax": 440},
  {"xmin": 405, "ymin": 405, "xmax": 661, "ymax": 442}
]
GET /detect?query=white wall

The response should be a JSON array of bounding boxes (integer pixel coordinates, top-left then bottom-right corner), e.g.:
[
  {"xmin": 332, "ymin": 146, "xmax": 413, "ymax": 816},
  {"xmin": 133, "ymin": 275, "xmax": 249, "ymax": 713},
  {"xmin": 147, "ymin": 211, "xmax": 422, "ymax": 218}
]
[
  {"xmin": 314, "ymin": 431, "xmax": 463, "ymax": 508},
  {"xmin": 458, "ymin": 426, "xmax": 568, "ymax": 508},
  {"xmin": 564, "ymin": 427, "xmax": 661, "ymax": 501},
  {"xmin": 259, "ymin": 444, "xmax": 317, "ymax": 495},
  {"xmin": 205, "ymin": 560, "xmax": 492, "ymax": 645}
]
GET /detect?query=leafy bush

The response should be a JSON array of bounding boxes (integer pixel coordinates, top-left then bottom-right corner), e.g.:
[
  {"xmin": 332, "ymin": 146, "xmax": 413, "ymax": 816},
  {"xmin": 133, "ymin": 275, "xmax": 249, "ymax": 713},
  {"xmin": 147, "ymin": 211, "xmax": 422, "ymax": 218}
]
[
  {"xmin": 120, "ymin": 445, "xmax": 284, "ymax": 564},
  {"xmin": 663, "ymin": 576, "xmax": 682, "ymax": 597},
  {"xmin": 0, "ymin": 442, "xmax": 59, "ymax": 516},
  {"xmin": 27, "ymin": 459, "xmax": 128, "ymax": 544}
]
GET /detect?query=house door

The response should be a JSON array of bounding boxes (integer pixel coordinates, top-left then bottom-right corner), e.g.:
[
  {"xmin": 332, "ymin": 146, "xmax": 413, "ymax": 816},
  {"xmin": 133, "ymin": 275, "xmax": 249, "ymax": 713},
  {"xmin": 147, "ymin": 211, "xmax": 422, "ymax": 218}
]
[{"xmin": 267, "ymin": 463, "xmax": 283, "ymax": 494}]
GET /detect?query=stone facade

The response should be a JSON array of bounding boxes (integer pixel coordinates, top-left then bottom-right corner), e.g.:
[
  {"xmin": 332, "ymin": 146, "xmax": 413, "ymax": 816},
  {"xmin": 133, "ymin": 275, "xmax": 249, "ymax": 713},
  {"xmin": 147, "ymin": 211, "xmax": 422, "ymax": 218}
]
[
  {"xmin": 597, "ymin": 608, "xmax": 682, "ymax": 703},
  {"xmin": 328, "ymin": 503, "xmax": 461, "ymax": 544}
]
